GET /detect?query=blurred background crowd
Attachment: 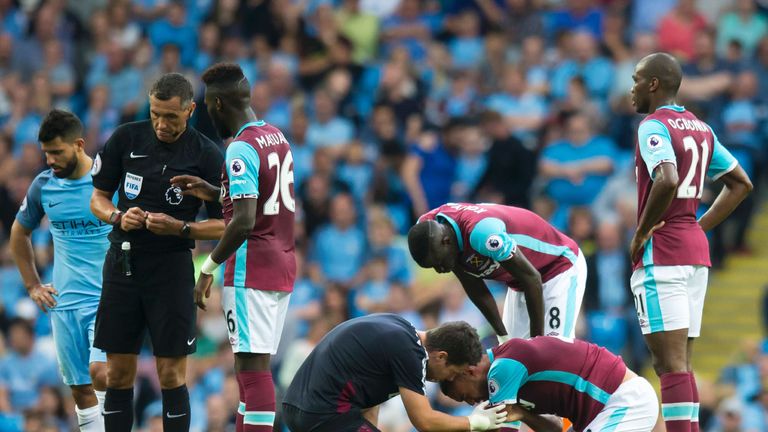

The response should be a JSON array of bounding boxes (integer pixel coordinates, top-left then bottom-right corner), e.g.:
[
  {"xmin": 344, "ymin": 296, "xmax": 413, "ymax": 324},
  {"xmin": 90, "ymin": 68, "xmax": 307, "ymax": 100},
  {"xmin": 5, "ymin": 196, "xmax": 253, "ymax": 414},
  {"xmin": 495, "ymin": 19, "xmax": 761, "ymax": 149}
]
[{"xmin": 0, "ymin": 0, "xmax": 767, "ymax": 430}]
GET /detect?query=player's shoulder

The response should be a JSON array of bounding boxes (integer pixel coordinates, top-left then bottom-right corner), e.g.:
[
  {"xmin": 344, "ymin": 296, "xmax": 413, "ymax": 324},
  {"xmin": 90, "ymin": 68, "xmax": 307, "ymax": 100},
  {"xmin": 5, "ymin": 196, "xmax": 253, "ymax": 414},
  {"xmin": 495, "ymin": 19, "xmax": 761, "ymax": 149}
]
[{"xmin": 29, "ymin": 169, "xmax": 55, "ymax": 193}]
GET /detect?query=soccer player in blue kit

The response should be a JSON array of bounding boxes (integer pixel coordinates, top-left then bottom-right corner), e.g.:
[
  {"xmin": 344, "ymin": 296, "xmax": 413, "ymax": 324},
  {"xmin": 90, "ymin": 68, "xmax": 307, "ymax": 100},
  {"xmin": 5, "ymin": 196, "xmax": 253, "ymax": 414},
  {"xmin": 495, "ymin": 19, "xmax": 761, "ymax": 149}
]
[{"xmin": 10, "ymin": 110, "xmax": 110, "ymax": 432}]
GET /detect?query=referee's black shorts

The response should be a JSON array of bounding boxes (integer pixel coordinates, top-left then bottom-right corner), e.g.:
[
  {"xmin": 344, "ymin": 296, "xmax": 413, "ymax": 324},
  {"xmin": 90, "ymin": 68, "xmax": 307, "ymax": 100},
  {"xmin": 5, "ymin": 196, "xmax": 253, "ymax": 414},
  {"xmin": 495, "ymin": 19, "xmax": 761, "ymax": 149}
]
[
  {"xmin": 282, "ymin": 404, "xmax": 381, "ymax": 432},
  {"xmin": 94, "ymin": 244, "xmax": 196, "ymax": 357}
]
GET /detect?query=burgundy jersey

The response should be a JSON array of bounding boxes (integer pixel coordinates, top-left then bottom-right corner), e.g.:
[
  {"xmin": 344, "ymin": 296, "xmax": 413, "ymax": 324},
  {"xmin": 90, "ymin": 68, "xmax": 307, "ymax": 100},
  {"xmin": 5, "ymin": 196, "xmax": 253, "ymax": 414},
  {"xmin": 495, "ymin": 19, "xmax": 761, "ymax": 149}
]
[
  {"xmin": 419, "ymin": 203, "xmax": 579, "ymax": 289},
  {"xmin": 488, "ymin": 337, "xmax": 627, "ymax": 432},
  {"xmin": 634, "ymin": 106, "xmax": 737, "ymax": 270},
  {"xmin": 221, "ymin": 120, "xmax": 296, "ymax": 292}
]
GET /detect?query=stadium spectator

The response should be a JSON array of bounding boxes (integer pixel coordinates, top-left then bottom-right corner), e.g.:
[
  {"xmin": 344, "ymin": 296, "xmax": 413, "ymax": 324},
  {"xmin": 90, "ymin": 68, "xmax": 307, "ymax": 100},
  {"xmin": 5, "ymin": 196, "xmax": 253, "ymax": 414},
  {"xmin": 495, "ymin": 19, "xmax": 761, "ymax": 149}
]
[{"xmin": 657, "ymin": 0, "xmax": 709, "ymax": 61}]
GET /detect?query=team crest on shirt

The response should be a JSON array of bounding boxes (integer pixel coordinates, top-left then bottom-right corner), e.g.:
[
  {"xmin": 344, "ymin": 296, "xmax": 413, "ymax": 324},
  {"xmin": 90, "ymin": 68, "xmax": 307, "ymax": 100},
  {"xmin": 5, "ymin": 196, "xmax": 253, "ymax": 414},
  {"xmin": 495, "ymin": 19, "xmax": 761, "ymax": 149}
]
[
  {"xmin": 229, "ymin": 158, "xmax": 246, "ymax": 177},
  {"xmin": 488, "ymin": 379, "xmax": 498, "ymax": 397},
  {"xmin": 165, "ymin": 186, "xmax": 183, "ymax": 205},
  {"xmin": 463, "ymin": 254, "xmax": 500, "ymax": 278},
  {"xmin": 92, "ymin": 154, "xmax": 102, "ymax": 175},
  {"xmin": 646, "ymin": 134, "xmax": 664, "ymax": 152},
  {"xmin": 124, "ymin": 172, "xmax": 143, "ymax": 199},
  {"xmin": 486, "ymin": 235, "xmax": 503, "ymax": 252}
]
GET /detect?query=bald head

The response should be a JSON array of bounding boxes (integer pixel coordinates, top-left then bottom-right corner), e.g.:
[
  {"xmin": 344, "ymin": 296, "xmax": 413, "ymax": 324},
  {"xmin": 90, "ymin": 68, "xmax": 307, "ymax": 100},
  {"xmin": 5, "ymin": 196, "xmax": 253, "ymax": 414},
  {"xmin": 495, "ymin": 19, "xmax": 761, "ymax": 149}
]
[{"xmin": 637, "ymin": 52, "xmax": 682, "ymax": 94}]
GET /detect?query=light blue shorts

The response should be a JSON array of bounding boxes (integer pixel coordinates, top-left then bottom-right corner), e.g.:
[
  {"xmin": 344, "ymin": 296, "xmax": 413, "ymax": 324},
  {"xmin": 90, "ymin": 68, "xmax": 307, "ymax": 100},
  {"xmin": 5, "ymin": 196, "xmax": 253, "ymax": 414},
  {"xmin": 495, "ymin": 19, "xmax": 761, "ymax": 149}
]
[{"xmin": 50, "ymin": 306, "xmax": 106, "ymax": 386}]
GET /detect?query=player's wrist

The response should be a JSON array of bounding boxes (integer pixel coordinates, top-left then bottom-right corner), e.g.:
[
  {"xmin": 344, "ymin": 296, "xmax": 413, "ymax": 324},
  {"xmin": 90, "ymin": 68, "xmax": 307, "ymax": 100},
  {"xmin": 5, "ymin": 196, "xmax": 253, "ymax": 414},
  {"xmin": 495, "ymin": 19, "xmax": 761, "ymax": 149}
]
[{"xmin": 201, "ymin": 255, "xmax": 220, "ymax": 275}]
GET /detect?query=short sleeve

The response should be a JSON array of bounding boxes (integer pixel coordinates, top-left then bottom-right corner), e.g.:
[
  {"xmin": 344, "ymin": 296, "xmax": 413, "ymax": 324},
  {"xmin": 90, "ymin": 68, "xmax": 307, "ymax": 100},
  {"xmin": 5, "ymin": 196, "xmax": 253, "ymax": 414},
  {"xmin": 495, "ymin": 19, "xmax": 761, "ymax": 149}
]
[
  {"xmin": 15, "ymin": 174, "xmax": 47, "ymax": 230},
  {"xmin": 92, "ymin": 125, "xmax": 127, "ymax": 192},
  {"xmin": 638, "ymin": 119, "xmax": 677, "ymax": 178},
  {"xmin": 469, "ymin": 217, "xmax": 518, "ymax": 262},
  {"xmin": 389, "ymin": 334, "xmax": 427, "ymax": 395},
  {"xmin": 225, "ymin": 140, "xmax": 260, "ymax": 199},
  {"xmin": 706, "ymin": 131, "xmax": 738, "ymax": 181},
  {"xmin": 488, "ymin": 358, "xmax": 529, "ymax": 406}
]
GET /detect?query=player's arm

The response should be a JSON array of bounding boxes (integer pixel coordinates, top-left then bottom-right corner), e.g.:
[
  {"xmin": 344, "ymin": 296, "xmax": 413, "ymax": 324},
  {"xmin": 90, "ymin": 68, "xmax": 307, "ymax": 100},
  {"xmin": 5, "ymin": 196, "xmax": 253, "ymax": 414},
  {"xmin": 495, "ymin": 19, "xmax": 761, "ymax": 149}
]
[
  {"xmin": 468, "ymin": 217, "xmax": 544, "ymax": 338},
  {"xmin": 196, "ymin": 141, "xmax": 260, "ymax": 309},
  {"xmin": 503, "ymin": 405, "xmax": 560, "ymax": 432},
  {"xmin": 630, "ymin": 121, "xmax": 679, "ymax": 261},
  {"xmin": 9, "ymin": 221, "xmax": 57, "ymax": 312},
  {"xmin": 454, "ymin": 268, "xmax": 508, "ymax": 338},
  {"xmin": 170, "ymin": 175, "xmax": 221, "ymax": 202},
  {"xmin": 400, "ymin": 387, "xmax": 505, "ymax": 431},
  {"xmin": 698, "ymin": 136, "xmax": 753, "ymax": 232},
  {"xmin": 499, "ymin": 251, "xmax": 544, "ymax": 338}
]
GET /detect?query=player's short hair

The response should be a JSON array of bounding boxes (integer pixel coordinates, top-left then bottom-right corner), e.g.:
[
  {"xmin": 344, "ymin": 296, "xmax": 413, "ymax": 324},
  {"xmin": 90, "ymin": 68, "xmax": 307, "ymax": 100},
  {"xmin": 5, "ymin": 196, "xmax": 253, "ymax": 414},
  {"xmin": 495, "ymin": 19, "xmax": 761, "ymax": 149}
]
[
  {"xmin": 407, "ymin": 222, "xmax": 432, "ymax": 267},
  {"xmin": 38, "ymin": 109, "xmax": 83, "ymax": 143},
  {"xmin": 201, "ymin": 62, "xmax": 247, "ymax": 87},
  {"xmin": 426, "ymin": 321, "xmax": 483, "ymax": 366},
  {"xmin": 149, "ymin": 73, "xmax": 194, "ymax": 107}
]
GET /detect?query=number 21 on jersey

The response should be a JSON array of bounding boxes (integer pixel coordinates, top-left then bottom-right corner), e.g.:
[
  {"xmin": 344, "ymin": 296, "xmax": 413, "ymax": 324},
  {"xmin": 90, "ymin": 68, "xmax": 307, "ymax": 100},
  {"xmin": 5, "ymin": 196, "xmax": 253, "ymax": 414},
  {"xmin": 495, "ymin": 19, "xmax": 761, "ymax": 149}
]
[
  {"xmin": 264, "ymin": 151, "xmax": 295, "ymax": 215},
  {"xmin": 677, "ymin": 136, "xmax": 709, "ymax": 199}
]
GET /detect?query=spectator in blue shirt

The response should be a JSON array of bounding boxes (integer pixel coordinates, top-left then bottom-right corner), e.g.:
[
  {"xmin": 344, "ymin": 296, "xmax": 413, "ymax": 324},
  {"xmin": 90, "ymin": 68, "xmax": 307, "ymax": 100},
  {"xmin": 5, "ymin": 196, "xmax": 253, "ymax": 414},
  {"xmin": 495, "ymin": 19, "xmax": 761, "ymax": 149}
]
[
  {"xmin": 550, "ymin": 31, "xmax": 615, "ymax": 102},
  {"xmin": 306, "ymin": 88, "xmax": 355, "ymax": 150},
  {"xmin": 85, "ymin": 42, "xmax": 143, "ymax": 121},
  {"xmin": 147, "ymin": 2, "xmax": 197, "ymax": 67},
  {"xmin": 547, "ymin": 0, "xmax": 604, "ymax": 40},
  {"xmin": 484, "ymin": 65, "xmax": 547, "ymax": 144},
  {"xmin": 309, "ymin": 193, "xmax": 366, "ymax": 287},
  {"xmin": 539, "ymin": 112, "xmax": 616, "ymax": 228},
  {"xmin": 0, "ymin": 319, "xmax": 60, "ymax": 413}
]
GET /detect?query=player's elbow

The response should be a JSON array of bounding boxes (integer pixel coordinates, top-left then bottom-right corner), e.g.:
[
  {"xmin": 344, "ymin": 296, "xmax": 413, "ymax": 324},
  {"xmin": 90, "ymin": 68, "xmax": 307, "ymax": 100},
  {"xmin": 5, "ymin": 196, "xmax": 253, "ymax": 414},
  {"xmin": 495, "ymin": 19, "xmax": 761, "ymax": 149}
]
[
  {"xmin": 231, "ymin": 215, "xmax": 256, "ymax": 238},
  {"xmin": 740, "ymin": 176, "xmax": 754, "ymax": 196}
]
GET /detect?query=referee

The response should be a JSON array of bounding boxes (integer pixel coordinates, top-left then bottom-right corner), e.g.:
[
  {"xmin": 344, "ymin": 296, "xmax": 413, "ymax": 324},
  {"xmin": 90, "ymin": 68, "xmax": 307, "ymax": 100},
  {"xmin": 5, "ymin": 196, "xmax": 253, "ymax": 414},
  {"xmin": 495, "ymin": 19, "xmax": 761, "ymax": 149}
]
[{"xmin": 89, "ymin": 73, "xmax": 224, "ymax": 432}]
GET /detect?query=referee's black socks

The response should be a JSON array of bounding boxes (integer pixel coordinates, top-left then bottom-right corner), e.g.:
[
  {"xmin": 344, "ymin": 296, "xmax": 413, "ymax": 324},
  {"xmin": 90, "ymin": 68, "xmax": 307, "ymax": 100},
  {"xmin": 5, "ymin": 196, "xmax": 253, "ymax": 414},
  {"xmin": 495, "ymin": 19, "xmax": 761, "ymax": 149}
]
[
  {"xmin": 162, "ymin": 385, "xmax": 191, "ymax": 432},
  {"xmin": 104, "ymin": 387, "xmax": 133, "ymax": 432}
]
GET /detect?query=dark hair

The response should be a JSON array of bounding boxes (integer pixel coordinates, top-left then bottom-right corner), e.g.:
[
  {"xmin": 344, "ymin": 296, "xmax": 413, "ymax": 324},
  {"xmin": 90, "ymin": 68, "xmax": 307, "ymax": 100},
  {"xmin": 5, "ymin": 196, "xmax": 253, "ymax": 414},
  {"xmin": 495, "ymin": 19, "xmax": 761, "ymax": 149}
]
[
  {"xmin": 149, "ymin": 73, "xmax": 194, "ymax": 106},
  {"xmin": 38, "ymin": 109, "xmax": 83, "ymax": 143},
  {"xmin": 8, "ymin": 317, "xmax": 34, "ymax": 337},
  {"xmin": 425, "ymin": 321, "xmax": 483, "ymax": 366},
  {"xmin": 407, "ymin": 221, "xmax": 432, "ymax": 267},
  {"xmin": 201, "ymin": 62, "xmax": 247, "ymax": 87}
]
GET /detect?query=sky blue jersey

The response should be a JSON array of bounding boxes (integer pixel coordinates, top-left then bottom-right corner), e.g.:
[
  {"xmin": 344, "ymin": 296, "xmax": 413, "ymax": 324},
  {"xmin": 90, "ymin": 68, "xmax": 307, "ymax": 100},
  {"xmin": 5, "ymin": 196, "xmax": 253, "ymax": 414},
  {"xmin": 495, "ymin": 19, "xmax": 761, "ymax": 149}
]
[{"xmin": 15, "ymin": 170, "xmax": 111, "ymax": 309}]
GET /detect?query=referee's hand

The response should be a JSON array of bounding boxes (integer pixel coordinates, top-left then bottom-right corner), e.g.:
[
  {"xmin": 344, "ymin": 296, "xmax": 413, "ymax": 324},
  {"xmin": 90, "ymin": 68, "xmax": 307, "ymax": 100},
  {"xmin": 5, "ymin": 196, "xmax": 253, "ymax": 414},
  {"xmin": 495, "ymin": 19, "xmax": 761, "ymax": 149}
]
[
  {"xmin": 28, "ymin": 283, "xmax": 57, "ymax": 312},
  {"xmin": 170, "ymin": 175, "xmax": 220, "ymax": 202},
  {"xmin": 194, "ymin": 273, "xmax": 214, "ymax": 311},
  {"xmin": 122, "ymin": 207, "xmax": 147, "ymax": 231}
]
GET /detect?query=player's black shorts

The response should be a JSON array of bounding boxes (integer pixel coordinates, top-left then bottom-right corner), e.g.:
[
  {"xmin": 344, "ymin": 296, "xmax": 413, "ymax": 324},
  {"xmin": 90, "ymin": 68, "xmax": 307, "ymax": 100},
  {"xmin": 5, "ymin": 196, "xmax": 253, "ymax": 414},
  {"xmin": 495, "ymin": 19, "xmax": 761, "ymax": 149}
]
[
  {"xmin": 282, "ymin": 405, "xmax": 381, "ymax": 432},
  {"xmin": 94, "ymin": 245, "xmax": 196, "ymax": 357}
]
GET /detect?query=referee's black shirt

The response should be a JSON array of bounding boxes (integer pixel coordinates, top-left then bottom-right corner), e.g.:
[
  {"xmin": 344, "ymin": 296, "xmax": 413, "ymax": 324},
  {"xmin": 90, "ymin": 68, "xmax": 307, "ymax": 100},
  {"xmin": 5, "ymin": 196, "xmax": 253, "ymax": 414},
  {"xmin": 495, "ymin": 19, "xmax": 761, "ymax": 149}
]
[{"xmin": 92, "ymin": 120, "xmax": 224, "ymax": 251}]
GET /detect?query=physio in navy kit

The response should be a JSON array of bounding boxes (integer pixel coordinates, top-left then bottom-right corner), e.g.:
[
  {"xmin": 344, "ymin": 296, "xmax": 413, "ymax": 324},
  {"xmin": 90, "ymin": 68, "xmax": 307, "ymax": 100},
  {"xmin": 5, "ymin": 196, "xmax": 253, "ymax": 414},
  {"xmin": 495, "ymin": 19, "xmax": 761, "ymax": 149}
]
[{"xmin": 283, "ymin": 314, "xmax": 508, "ymax": 432}]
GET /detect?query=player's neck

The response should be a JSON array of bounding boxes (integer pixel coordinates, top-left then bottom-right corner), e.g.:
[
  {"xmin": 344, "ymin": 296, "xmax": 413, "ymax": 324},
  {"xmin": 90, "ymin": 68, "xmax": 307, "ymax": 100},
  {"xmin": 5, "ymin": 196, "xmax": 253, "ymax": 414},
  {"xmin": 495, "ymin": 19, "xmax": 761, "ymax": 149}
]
[
  {"xmin": 648, "ymin": 97, "xmax": 677, "ymax": 114},
  {"xmin": 231, "ymin": 108, "xmax": 259, "ymax": 138},
  {"xmin": 69, "ymin": 155, "xmax": 93, "ymax": 180}
]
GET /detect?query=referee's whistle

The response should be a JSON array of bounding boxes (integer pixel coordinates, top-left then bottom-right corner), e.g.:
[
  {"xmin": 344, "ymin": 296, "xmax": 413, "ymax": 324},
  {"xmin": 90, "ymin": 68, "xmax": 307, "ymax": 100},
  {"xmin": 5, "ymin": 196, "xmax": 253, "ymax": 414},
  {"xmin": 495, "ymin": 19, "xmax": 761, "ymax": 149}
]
[{"xmin": 121, "ymin": 241, "xmax": 132, "ymax": 277}]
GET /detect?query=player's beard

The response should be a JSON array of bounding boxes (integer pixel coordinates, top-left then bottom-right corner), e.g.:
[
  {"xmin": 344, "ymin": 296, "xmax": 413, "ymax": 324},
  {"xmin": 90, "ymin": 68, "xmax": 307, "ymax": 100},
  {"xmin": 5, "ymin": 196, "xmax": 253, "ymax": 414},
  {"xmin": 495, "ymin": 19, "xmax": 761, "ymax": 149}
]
[{"xmin": 51, "ymin": 155, "xmax": 78, "ymax": 178}]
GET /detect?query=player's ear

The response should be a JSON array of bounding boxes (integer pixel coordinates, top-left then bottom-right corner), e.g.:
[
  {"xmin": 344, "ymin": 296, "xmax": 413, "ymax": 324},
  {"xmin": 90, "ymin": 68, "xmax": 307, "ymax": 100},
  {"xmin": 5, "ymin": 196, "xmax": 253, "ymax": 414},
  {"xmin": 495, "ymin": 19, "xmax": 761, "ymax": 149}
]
[
  {"xmin": 74, "ymin": 138, "xmax": 85, "ymax": 152},
  {"xmin": 215, "ymin": 96, "xmax": 223, "ymax": 111},
  {"xmin": 187, "ymin": 101, "xmax": 196, "ymax": 117},
  {"xmin": 649, "ymin": 76, "xmax": 660, "ymax": 93}
]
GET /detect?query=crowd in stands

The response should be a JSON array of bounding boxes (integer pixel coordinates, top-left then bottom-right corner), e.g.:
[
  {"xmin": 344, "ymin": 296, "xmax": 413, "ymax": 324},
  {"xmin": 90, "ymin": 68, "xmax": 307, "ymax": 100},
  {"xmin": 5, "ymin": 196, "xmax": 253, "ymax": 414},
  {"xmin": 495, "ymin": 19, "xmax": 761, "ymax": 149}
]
[{"xmin": 0, "ymin": 0, "xmax": 766, "ymax": 430}]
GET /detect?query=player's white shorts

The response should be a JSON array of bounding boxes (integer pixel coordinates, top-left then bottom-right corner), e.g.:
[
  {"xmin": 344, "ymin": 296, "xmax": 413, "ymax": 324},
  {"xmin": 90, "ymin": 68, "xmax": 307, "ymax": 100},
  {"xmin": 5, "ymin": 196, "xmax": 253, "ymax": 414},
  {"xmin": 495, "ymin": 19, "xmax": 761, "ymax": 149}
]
[
  {"xmin": 630, "ymin": 265, "xmax": 708, "ymax": 337},
  {"xmin": 503, "ymin": 249, "xmax": 587, "ymax": 338},
  {"xmin": 583, "ymin": 376, "xmax": 659, "ymax": 432},
  {"xmin": 50, "ymin": 305, "xmax": 106, "ymax": 386},
  {"xmin": 222, "ymin": 286, "xmax": 291, "ymax": 354}
]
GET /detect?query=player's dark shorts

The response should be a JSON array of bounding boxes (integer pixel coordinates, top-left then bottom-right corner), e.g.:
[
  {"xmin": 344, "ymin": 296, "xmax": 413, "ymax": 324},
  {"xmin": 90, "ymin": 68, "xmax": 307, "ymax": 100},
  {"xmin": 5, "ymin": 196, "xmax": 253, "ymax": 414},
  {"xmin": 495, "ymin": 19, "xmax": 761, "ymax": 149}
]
[
  {"xmin": 94, "ymin": 245, "xmax": 196, "ymax": 357},
  {"xmin": 282, "ymin": 404, "xmax": 381, "ymax": 432}
]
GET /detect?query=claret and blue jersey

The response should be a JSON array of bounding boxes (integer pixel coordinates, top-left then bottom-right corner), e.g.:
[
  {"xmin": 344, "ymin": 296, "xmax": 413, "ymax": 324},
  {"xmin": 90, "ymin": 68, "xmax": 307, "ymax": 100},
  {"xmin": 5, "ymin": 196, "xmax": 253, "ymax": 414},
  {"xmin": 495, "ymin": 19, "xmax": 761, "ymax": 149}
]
[
  {"xmin": 419, "ymin": 203, "xmax": 579, "ymax": 289},
  {"xmin": 15, "ymin": 170, "xmax": 111, "ymax": 310},
  {"xmin": 634, "ymin": 105, "xmax": 738, "ymax": 270}
]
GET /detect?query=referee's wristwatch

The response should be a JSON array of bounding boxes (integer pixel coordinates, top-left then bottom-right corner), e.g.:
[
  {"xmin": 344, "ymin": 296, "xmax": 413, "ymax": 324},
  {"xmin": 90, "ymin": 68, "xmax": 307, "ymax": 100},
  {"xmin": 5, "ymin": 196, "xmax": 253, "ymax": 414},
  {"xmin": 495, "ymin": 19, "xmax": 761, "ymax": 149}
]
[
  {"xmin": 108, "ymin": 210, "xmax": 123, "ymax": 227},
  {"xmin": 179, "ymin": 222, "xmax": 191, "ymax": 238}
]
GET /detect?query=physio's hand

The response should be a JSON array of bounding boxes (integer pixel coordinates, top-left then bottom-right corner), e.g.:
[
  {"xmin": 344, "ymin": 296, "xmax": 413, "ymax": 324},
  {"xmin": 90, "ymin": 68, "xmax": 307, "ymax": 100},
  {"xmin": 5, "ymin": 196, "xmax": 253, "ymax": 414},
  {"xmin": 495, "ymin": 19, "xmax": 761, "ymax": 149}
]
[
  {"xmin": 170, "ymin": 175, "xmax": 220, "ymax": 202},
  {"xmin": 28, "ymin": 283, "xmax": 57, "ymax": 312},
  {"xmin": 121, "ymin": 207, "xmax": 146, "ymax": 231},
  {"xmin": 467, "ymin": 401, "xmax": 507, "ymax": 431},
  {"xmin": 194, "ymin": 273, "xmax": 213, "ymax": 311}
]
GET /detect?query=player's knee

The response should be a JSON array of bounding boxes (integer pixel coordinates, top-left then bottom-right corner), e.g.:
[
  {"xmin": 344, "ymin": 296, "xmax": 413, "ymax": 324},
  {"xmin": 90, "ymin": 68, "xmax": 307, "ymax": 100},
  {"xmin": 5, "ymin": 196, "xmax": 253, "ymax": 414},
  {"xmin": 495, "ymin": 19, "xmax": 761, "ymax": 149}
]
[
  {"xmin": 651, "ymin": 354, "xmax": 687, "ymax": 375},
  {"xmin": 69, "ymin": 384, "xmax": 96, "ymax": 408},
  {"xmin": 89, "ymin": 362, "xmax": 107, "ymax": 390},
  {"xmin": 106, "ymin": 362, "xmax": 136, "ymax": 388}
]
